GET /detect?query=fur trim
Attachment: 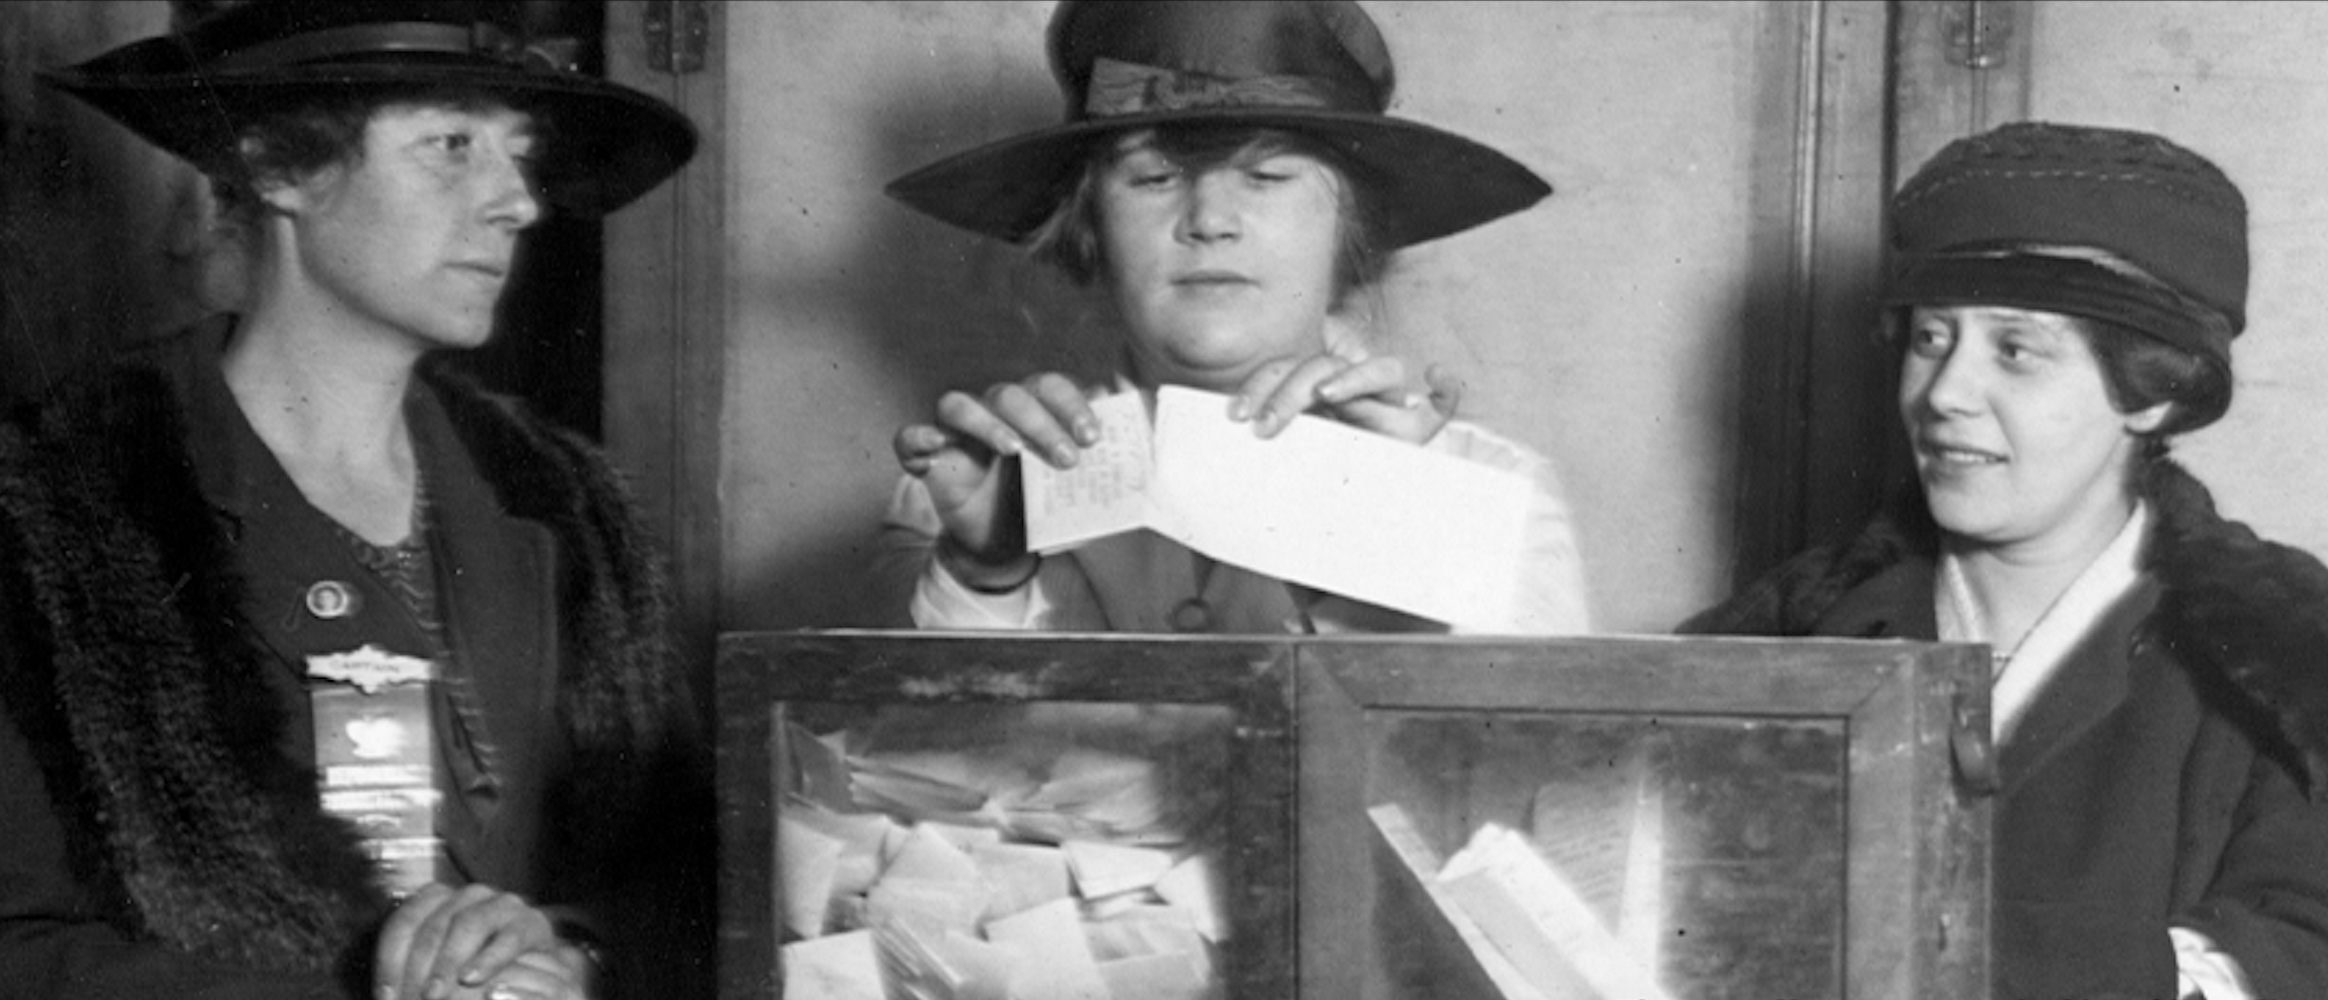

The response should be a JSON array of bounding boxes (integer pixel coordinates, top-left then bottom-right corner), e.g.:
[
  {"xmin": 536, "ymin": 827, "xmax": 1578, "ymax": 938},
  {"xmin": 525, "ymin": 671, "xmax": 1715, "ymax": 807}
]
[
  {"xmin": 415, "ymin": 359, "xmax": 699, "ymax": 870},
  {"xmin": 1684, "ymin": 461, "xmax": 2328, "ymax": 795},
  {"xmin": 2142, "ymin": 462, "xmax": 2328, "ymax": 795},
  {"xmin": 0, "ymin": 354, "xmax": 693, "ymax": 971},
  {"xmin": 0, "ymin": 367, "xmax": 383, "ymax": 973},
  {"xmin": 1680, "ymin": 486, "xmax": 1935, "ymax": 636}
]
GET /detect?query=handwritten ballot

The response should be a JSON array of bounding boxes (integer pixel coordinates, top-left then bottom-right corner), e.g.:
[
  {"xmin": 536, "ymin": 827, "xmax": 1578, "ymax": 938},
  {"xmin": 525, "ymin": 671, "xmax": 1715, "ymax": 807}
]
[
  {"xmin": 1531, "ymin": 753, "xmax": 1669, "ymax": 966},
  {"xmin": 1368, "ymin": 804, "xmax": 1551, "ymax": 1000},
  {"xmin": 1439, "ymin": 822, "xmax": 1675, "ymax": 1000},
  {"xmin": 1369, "ymin": 803, "xmax": 1676, "ymax": 1000},
  {"xmin": 1021, "ymin": 386, "xmax": 1533, "ymax": 629}
]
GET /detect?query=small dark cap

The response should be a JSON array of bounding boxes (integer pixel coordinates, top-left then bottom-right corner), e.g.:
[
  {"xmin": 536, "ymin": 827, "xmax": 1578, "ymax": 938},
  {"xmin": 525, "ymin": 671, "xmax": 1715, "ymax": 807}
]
[{"xmin": 1885, "ymin": 121, "xmax": 2248, "ymax": 372}]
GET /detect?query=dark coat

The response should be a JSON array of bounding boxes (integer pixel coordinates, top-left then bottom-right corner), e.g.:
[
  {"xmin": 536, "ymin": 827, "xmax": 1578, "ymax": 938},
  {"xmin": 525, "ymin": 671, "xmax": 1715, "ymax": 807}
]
[
  {"xmin": 1684, "ymin": 460, "xmax": 2328, "ymax": 999},
  {"xmin": 0, "ymin": 326, "xmax": 712, "ymax": 999}
]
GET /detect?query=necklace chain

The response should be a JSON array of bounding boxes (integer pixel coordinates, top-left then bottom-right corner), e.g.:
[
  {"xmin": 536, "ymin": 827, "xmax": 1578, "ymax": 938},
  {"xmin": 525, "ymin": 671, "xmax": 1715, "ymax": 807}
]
[{"xmin": 1938, "ymin": 554, "xmax": 2080, "ymax": 673}]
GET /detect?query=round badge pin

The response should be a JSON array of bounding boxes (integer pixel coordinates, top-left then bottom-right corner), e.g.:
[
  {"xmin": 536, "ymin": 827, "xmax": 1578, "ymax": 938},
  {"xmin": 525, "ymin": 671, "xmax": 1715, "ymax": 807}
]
[{"xmin": 306, "ymin": 580, "xmax": 359, "ymax": 620}]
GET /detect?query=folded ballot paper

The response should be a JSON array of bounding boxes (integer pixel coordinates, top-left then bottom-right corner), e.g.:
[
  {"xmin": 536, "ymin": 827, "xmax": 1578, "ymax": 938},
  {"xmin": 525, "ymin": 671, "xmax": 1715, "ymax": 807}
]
[
  {"xmin": 1020, "ymin": 385, "xmax": 1533, "ymax": 629},
  {"xmin": 1369, "ymin": 803, "xmax": 1675, "ymax": 1000}
]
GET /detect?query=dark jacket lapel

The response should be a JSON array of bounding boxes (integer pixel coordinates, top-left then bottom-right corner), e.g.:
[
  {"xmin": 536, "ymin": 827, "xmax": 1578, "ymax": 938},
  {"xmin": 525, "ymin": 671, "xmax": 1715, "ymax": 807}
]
[
  {"xmin": 0, "ymin": 323, "xmax": 691, "ymax": 973},
  {"xmin": 407, "ymin": 386, "xmax": 563, "ymax": 887},
  {"xmin": 1684, "ymin": 460, "xmax": 2328, "ymax": 799},
  {"xmin": 1987, "ymin": 585, "xmax": 2154, "ymax": 797}
]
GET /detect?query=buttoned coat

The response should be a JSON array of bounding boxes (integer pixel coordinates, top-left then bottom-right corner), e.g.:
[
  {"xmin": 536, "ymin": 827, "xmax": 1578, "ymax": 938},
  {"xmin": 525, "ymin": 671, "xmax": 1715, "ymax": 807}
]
[{"xmin": 1683, "ymin": 460, "xmax": 2328, "ymax": 999}]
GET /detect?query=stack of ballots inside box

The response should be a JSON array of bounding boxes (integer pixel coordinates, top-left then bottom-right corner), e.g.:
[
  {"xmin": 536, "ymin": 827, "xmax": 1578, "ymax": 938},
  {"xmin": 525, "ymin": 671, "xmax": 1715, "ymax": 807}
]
[{"xmin": 776, "ymin": 704, "xmax": 1232, "ymax": 1000}]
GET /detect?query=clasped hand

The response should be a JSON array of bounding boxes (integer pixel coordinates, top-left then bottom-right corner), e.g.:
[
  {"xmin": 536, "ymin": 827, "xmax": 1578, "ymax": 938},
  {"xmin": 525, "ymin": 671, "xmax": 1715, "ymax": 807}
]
[
  {"xmin": 893, "ymin": 351, "xmax": 1463, "ymax": 568},
  {"xmin": 375, "ymin": 883, "xmax": 596, "ymax": 1000}
]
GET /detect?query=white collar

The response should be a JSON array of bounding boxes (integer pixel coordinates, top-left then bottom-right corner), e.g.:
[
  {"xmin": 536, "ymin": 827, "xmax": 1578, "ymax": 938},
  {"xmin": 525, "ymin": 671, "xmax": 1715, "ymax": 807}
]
[{"xmin": 1937, "ymin": 501, "xmax": 2151, "ymax": 743}]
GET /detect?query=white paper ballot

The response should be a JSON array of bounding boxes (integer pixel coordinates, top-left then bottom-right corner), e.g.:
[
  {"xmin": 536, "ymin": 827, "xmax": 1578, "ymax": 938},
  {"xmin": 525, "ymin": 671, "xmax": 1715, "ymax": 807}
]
[
  {"xmin": 1021, "ymin": 391, "xmax": 1160, "ymax": 552},
  {"xmin": 1438, "ymin": 823, "xmax": 1675, "ymax": 1000},
  {"xmin": 776, "ymin": 813, "xmax": 844, "ymax": 938},
  {"xmin": 1021, "ymin": 385, "xmax": 1531, "ymax": 628},
  {"xmin": 988, "ymin": 898, "xmax": 1112, "ymax": 1000},
  {"xmin": 1368, "ymin": 804, "xmax": 1549, "ymax": 1000},
  {"xmin": 781, "ymin": 930, "xmax": 884, "ymax": 1000}
]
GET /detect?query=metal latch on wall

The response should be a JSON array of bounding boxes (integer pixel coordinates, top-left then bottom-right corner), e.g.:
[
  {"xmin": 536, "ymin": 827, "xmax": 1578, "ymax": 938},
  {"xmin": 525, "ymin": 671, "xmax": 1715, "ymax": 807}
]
[
  {"xmin": 645, "ymin": 0, "xmax": 708, "ymax": 75},
  {"xmin": 1940, "ymin": 0, "xmax": 2018, "ymax": 70}
]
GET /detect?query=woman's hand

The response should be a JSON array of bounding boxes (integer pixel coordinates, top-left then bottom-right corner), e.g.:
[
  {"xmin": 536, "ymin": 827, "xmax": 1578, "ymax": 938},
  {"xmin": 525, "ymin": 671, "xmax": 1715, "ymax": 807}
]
[
  {"xmin": 465, "ymin": 947, "xmax": 595, "ymax": 1000},
  {"xmin": 374, "ymin": 884, "xmax": 592, "ymax": 1000},
  {"xmin": 893, "ymin": 373, "xmax": 1097, "ymax": 577},
  {"xmin": 1232, "ymin": 352, "xmax": 1462, "ymax": 445}
]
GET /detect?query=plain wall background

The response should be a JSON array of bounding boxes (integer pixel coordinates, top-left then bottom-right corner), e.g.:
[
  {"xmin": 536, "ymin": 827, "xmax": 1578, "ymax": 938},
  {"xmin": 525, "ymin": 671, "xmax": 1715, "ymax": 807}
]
[{"xmin": 2024, "ymin": 1, "xmax": 2328, "ymax": 561}]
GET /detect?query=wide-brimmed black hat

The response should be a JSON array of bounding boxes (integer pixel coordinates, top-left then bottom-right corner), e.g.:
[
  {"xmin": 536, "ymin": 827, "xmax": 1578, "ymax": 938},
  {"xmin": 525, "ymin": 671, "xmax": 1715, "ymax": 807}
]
[
  {"xmin": 38, "ymin": 0, "xmax": 696, "ymax": 217},
  {"xmin": 886, "ymin": 0, "xmax": 1552, "ymax": 251}
]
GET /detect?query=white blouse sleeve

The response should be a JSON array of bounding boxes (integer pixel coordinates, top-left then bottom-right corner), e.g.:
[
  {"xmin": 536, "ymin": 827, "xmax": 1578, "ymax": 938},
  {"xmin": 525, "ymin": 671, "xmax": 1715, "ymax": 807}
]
[
  {"xmin": 879, "ymin": 474, "xmax": 1103, "ymax": 631},
  {"xmin": 1421, "ymin": 419, "xmax": 1594, "ymax": 635},
  {"xmin": 2171, "ymin": 925, "xmax": 2255, "ymax": 999}
]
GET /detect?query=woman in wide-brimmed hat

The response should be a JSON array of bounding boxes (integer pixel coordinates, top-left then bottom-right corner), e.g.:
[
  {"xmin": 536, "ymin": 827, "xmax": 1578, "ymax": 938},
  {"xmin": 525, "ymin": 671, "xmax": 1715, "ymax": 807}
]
[
  {"xmin": 5, "ymin": 3, "xmax": 705, "ymax": 999},
  {"xmin": 876, "ymin": 0, "xmax": 1592, "ymax": 636},
  {"xmin": 1684, "ymin": 122, "xmax": 2328, "ymax": 998}
]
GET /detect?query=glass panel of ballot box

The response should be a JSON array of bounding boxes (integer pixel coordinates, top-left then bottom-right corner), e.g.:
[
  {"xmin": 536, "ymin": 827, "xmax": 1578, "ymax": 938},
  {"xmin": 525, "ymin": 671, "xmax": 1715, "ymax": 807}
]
[{"xmin": 717, "ymin": 632, "xmax": 1992, "ymax": 1000}]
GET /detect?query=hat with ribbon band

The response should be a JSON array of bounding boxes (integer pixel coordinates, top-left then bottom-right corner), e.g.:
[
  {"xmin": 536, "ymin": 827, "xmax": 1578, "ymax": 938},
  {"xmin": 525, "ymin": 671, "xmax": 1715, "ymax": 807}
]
[
  {"xmin": 38, "ymin": 0, "xmax": 696, "ymax": 217},
  {"xmin": 885, "ymin": 0, "xmax": 1552, "ymax": 250}
]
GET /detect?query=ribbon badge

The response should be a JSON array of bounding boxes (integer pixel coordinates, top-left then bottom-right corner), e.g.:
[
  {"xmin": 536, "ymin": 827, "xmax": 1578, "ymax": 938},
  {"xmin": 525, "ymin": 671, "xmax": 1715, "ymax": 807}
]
[
  {"xmin": 306, "ymin": 644, "xmax": 438, "ymax": 695},
  {"xmin": 1085, "ymin": 58, "xmax": 1333, "ymax": 118}
]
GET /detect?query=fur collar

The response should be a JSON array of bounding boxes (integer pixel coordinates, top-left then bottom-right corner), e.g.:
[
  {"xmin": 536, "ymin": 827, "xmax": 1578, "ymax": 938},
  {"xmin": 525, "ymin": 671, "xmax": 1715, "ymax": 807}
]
[
  {"xmin": 0, "ymin": 346, "xmax": 685, "ymax": 975},
  {"xmin": 1684, "ymin": 461, "xmax": 2328, "ymax": 796},
  {"xmin": 0, "ymin": 362, "xmax": 380, "ymax": 974}
]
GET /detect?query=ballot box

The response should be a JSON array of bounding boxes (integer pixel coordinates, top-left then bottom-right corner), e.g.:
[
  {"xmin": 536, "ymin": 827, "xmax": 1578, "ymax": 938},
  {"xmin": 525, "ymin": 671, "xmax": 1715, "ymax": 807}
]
[
  {"xmin": 1297, "ymin": 635, "xmax": 1992, "ymax": 1000},
  {"xmin": 718, "ymin": 632, "xmax": 1296, "ymax": 1000},
  {"xmin": 717, "ymin": 632, "xmax": 1992, "ymax": 1000}
]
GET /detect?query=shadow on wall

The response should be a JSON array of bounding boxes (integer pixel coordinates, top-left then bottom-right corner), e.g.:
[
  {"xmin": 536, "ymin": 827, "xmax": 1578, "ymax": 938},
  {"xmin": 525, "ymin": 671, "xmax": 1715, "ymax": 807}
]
[
  {"xmin": 1723, "ymin": 243, "xmax": 1905, "ymax": 593},
  {"xmin": 449, "ymin": 0, "xmax": 609, "ymax": 439},
  {"xmin": 0, "ymin": 2, "xmax": 224, "ymax": 408},
  {"xmin": 0, "ymin": 0, "xmax": 608, "ymax": 435},
  {"xmin": 725, "ymin": 43, "xmax": 1119, "ymax": 631}
]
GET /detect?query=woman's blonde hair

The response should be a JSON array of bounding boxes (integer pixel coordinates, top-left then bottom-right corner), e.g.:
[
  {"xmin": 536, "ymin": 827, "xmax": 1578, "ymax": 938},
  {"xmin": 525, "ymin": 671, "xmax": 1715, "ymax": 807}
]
[{"xmin": 1024, "ymin": 125, "xmax": 1389, "ymax": 307}]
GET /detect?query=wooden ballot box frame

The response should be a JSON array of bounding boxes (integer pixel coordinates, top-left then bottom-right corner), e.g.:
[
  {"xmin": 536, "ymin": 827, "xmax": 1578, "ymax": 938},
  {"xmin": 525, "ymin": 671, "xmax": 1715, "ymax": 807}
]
[
  {"xmin": 1299, "ymin": 635, "xmax": 1992, "ymax": 1000},
  {"xmin": 716, "ymin": 631, "xmax": 1991, "ymax": 1000},
  {"xmin": 718, "ymin": 630, "xmax": 1298, "ymax": 1000}
]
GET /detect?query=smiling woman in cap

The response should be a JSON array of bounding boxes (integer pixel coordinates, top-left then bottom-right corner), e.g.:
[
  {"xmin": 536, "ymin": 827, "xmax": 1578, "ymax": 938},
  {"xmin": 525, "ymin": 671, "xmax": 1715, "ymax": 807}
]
[
  {"xmin": 2, "ymin": 3, "xmax": 705, "ymax": 999},
  {"xmin": 1684, "ymin": 121, "xmax": 2328, "ymax": 999},
  {"xmin": 877, "ymin": 0, "xmax": 1593, "ymax": 637}
]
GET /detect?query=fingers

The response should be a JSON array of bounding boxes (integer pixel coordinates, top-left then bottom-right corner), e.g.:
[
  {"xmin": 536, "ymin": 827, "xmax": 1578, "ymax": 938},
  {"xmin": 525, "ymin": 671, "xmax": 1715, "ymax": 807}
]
[
  {"xmin": 1235, "ymin": 353, "xmax": 1437, "ymax": 440},
  {"xmin": 1235, "ymin": 355, "xmax": 1357, "ymax": 438},
  {"xmin": 1026, "ymin": 372, "xmax": 1100, "ymax": 445},
  {"xmin": 441, "ymin": 895, "xmax": 554, "ymax": 994},
  {"xmin": 377, "ymin": 884, "xmax": 454, "ymax": 1000},
  {"xmin": 975, "ymin": 373, "xmax": 1093, "ymax": 469},
  {"xmin": 473, "ymin": 949, "xmax": 588, "ymax": 1000},
  {"xmin": 899, "ymin": 374, "xmax": 1092, "ymax": 560},
  {"xmin": 1424, "ymin": 364, "xmax": 1465, "ymax": 419},
  {"xmin": 913, "ymin": 374, "xmax": 1092, "ymax": 470},
  {"xmin": 378, "ymin": 884, "xmax": 556, "ymax": 1000},
  {"xmin": 891, "ymin": 423, "xmax": 955, "ymax": 474},
  {"xmin": 1316, "ymin": 356, "xmax": 1420, "ymax": 412}
]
